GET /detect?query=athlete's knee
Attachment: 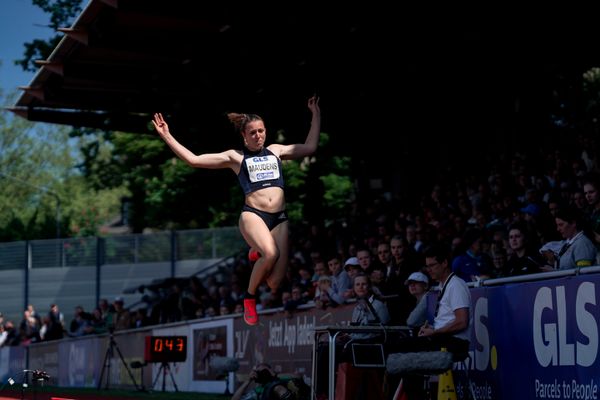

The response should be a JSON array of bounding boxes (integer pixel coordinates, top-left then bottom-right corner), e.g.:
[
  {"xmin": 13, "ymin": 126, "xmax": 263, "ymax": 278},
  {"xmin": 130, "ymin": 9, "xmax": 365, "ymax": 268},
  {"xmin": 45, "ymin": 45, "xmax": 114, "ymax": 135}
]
[
  {"xmin": 261, "ymin": 247, "xmax": 280, "ymax": 264},
  {"xmin": 266, "ymin": 274, "xmax": 283, "ymax": 290}
]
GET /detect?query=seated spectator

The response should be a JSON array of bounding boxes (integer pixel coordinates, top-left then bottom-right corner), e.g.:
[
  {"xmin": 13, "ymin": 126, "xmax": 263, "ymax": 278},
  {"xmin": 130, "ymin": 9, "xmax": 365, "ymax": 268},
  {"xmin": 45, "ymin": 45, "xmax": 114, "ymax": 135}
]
[
  {"xmin": 342, "ymin": 257, "xmax": 363, "ymax": 301},
  {"xmin": 311, "ymin": 261, "xmax": 328, "ymax": 287},
  {"xmin": 314, "ymin": 275, "xmax": 334, "ymax": 309},
  {"xmin": 233, "ymin": 301, "xmax": 244, "ymax": 314},
  {"xmin": 489, "ymin": 244, "xmax": 509, "ymax": 279},
  {"xmin": 452, "ymin": 228, "xmax": 494, "ymax": 282},
  {"xmin": 505, "ymin": 223, "xmax": 544, "ymax": 276},
  {"xmin": 283, "ymin": 285, "xmax": 307, "ymax": 317},
  {"xmin": 219, "ymin": 301, "xmax": 232, "ymax": 316},
  {"xmin": 405, "ymin": 272, "xmax": 430, "ymax": 329},
  {"xmin": 368, "ymin": 266, "xmax": 386, "ymax": 297},
  {"xmin": 295, "ymin": 265, "xmax": 315, "ymax": 300}
]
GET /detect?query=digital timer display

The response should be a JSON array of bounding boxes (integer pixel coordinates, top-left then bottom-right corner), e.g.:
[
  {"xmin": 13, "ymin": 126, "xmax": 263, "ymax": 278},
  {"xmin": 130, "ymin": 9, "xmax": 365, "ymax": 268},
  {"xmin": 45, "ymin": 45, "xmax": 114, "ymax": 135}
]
[{"xmin": 144, "ymin": 336, "xmax": 187, "ymax": 363}]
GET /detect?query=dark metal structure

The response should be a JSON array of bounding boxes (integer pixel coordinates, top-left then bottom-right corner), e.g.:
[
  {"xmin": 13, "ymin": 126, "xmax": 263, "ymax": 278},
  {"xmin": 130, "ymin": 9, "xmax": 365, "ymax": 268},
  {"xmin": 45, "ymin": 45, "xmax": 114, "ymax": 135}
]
[{"xmin": 9, "ymin": 2, "xmax": 599, "ymax": 170}]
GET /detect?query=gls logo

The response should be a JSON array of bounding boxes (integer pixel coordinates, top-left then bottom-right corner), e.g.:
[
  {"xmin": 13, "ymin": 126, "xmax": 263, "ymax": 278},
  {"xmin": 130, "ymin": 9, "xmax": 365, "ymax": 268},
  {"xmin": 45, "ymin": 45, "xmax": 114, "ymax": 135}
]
[
  {"xmin": 473, "ymin": 297, "xmax": 491, "ymax": 371},
  {"xmin": 533, "ymin": 283, "xmax": 598, "ymax": 367},
  {"xmin": 252, "ymin": 156, "xmax": 269, "ymax": 162}
]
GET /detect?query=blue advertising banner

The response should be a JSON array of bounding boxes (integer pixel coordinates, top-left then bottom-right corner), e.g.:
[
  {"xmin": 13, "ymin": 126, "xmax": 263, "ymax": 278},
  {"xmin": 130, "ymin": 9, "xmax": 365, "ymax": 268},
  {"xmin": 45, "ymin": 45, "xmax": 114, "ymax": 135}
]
[{"xmin": 466, "ymin": 274, "xmax": 600, "ymax": 400}]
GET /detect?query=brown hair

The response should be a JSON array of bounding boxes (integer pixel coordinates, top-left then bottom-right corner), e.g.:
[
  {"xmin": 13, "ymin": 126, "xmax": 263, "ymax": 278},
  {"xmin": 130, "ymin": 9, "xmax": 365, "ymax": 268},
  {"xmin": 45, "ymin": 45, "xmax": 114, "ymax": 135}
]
[{"xmin": 226, "ymin": 113, "xmax": 263, "ymax": 133}]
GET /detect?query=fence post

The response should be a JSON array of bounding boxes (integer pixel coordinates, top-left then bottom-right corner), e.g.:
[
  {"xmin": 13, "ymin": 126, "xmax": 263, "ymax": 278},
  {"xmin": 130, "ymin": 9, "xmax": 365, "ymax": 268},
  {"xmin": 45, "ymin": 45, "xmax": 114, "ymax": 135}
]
[
  {"xmin": 23, "ymin": 240, "xmax": 30, "ymax": 313},
  {"xmin": 96, "ymin": 236, "xmax": 103, "ymax": 306},
  {"xmin": 171, "ymin": 230, "xmax": 177, "ymax": 278}
]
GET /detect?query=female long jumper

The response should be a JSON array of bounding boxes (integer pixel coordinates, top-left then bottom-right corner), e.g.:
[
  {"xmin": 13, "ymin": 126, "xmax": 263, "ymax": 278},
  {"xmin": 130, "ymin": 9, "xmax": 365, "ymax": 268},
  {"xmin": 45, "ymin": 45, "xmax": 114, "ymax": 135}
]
[{"xmin": 152, "ymin": 96, "xmax": 321, "ymax": 325}]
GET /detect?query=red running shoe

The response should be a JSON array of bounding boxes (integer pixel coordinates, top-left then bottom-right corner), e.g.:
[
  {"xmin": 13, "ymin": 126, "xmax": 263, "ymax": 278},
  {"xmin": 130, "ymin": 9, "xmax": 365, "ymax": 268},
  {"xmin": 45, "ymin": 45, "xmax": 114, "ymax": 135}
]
[
  {"xmin": 243, "ymin": 298, "xmax": 258, "ymax": 326},
  {"xmin": 248, "ymin": 250, "xmax": 261, "ymax": 262}
]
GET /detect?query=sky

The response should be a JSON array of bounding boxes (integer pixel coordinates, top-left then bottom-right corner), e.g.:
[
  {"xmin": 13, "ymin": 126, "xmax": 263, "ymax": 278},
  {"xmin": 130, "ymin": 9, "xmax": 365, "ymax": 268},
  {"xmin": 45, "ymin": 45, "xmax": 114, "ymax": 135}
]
[{"xmin": 0, "ymin": 0, "xmax": 54, "ymax": 105}]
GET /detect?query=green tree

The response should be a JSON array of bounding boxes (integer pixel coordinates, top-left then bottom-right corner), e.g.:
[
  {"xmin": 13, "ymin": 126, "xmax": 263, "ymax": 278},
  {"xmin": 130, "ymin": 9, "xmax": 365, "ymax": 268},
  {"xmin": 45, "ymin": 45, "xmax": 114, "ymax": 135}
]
[
  {"xmin": 16, "ymin": 0, "xmax": 83, "ymax": 73},
  {"xmin": 0, "ymin": 91, "xmax": 129, "ymax": 240}
]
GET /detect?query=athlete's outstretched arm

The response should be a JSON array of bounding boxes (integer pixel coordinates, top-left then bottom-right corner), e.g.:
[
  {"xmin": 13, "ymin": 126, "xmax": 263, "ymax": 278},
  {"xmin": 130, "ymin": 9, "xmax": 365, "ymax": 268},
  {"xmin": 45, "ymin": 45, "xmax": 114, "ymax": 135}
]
[
  {"xmin": 152, "ymin": 113, "xmax": 238, "ymax": 169},
  {"xmin": 276, "ymin": 96, "xmax": 321, "ymax": 160}
]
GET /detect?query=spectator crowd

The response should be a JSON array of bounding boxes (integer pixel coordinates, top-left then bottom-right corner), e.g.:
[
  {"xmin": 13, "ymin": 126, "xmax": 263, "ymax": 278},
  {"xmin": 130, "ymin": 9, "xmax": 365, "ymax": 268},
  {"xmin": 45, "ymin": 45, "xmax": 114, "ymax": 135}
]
[{"xmin": 2, "ymin": 133, "xmax": 600, "ymax": 347}]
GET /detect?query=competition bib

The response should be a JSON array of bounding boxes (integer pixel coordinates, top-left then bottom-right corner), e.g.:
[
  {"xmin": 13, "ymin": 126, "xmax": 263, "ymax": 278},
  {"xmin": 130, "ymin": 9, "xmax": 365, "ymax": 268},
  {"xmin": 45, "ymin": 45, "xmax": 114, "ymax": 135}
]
[{"xmin": 245, "ymin": 155, "xmax": 280, "ymax": 183}]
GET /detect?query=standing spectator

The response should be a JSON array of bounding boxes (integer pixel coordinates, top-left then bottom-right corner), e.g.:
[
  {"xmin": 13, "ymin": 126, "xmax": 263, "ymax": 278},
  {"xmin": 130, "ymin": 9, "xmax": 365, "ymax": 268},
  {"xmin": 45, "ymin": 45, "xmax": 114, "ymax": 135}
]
[
  {"xmin": 85, "ymin": 307, "xmax": 108, "ymax": 335},
  {"xmin": 69, "ymin": 306, "xmax": 92, "ymax": 337},
  {"xmin": 3, "ymin": 321, "xmax": 20, "ymax": 346},
  {"xmin": 45, "ymin": 304, "xmax": 65, "ymax": 341},
  {"xmin": 0, "ymin": 323, "xmax": 7, "ymax": 347},
  {"xmin": 554, "ymin": 207, "xmax": 597, "ymax": 270},
  {"xmin": 112, "ymin": 297, "xmax": 132, "ymax": 331},
  {"xmin": 342, "ymin": 257, "xmax": 362, "ymax": 300},
  {"xmin": 26, "ymin": 304, "xmax": 41, "ymax": 327},
  {"xmin": 356, "ymin": 248, "xmax": 373, "ymax": 272},
  {"xmin": 19, "ymin": 309, "xmax": 41, "ymax": 344},
  {"xmin": 583, "ymin": 173, "xmax": 600, "ymax": 264},
  {"xmin": 98, "ymin": 298, "xmax": 114, "ymax": 324},
  {"xmin": 325, "ymin": 254, "xmax": 352, "ymax": 305}
]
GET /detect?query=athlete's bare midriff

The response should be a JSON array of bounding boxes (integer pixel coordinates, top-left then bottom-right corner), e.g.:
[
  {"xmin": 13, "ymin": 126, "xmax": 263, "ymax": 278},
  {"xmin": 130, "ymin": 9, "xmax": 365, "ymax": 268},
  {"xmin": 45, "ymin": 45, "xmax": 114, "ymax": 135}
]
[{"xmin": 244, "ymin": 187, "xmax": 285, "ymax": 213}]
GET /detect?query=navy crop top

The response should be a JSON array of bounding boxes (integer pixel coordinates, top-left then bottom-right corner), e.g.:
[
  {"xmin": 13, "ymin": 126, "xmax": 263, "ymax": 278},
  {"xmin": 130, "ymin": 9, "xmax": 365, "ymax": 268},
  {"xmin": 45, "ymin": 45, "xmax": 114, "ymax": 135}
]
[{"xmin": 237, "ymin": 147, "xmax": 285, "ymax": 195}]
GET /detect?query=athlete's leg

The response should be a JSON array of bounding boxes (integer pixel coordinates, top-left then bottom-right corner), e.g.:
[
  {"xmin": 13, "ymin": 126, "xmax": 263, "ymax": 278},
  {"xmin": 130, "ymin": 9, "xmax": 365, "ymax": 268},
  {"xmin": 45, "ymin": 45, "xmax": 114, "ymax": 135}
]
[
  {"xmin": 239, "ymin": 211, "xmax": 280, "ymax": 296},
  {"xmin": 265, "ymin": 221, "xmax": 289, "ymax": 291}
]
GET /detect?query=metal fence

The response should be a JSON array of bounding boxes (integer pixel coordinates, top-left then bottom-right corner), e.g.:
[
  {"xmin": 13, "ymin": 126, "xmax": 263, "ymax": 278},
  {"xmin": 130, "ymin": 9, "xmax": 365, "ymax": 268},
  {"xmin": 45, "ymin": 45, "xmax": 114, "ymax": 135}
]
[
  {"xmin": 0, "ymin": 227, "xmax": 245, "ymax": 323},
  {"xmin": 0, "ymin": 226, "xmax": 244, "ymax": 270}
]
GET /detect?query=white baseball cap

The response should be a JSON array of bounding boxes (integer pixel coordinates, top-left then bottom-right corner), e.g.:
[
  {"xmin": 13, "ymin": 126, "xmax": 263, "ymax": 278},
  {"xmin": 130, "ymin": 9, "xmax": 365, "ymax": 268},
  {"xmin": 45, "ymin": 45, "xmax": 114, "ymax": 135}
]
[
  {"xmin": 344, "ymin": 257, "xmax": 360, "ymax": 267},
  {"xmin": 405, "ymin": 272, "xmax": 429, "ymax": 285}
]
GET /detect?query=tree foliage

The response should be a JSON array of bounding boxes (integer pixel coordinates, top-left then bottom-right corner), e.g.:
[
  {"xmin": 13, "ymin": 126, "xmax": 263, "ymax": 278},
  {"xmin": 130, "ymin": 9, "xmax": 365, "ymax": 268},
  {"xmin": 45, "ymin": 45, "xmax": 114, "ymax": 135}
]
[
  {"xmin": 0, "ymin": 99, "xmax": 127, "ymax": 240},
  {"xmin": 16, "ymin": 0, "xmax": 83, "ymax": 72}
]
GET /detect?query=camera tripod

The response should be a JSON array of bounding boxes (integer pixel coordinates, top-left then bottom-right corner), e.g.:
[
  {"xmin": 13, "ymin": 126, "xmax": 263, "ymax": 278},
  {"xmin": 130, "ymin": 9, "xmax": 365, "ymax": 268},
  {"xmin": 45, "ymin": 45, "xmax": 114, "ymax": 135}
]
[
  {"xmin": 151, "ymin": 362, "xmax": 179, "ymax": 392},
  {"xmin": 98, "ymin": 332, "xmax": 140, "ymax": 390}
]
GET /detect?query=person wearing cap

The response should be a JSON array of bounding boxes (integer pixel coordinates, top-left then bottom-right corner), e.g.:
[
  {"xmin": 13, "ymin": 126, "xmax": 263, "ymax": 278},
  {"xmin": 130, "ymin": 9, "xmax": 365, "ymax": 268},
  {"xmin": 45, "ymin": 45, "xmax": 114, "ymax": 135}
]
[
  {"xmin": 405, "ymin": 272, "xmax": 430, "ymax": 329},
  {"xmin": 112, "ymin": 297, "xmax": 132, "ymax": 331},
  {"xmin": 342, "ymin": 257, "xmax": 362, "ymax": 300}
]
